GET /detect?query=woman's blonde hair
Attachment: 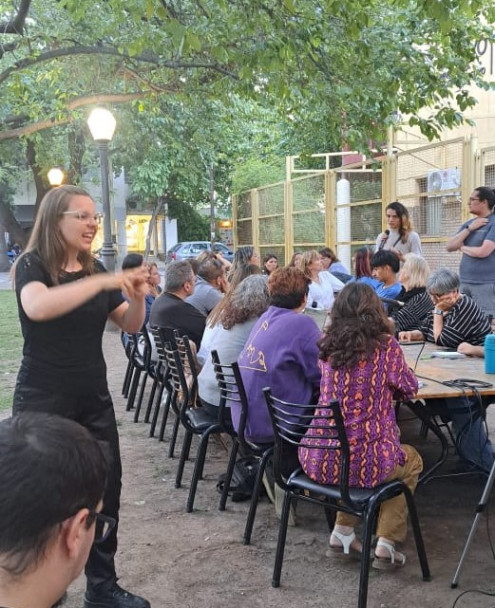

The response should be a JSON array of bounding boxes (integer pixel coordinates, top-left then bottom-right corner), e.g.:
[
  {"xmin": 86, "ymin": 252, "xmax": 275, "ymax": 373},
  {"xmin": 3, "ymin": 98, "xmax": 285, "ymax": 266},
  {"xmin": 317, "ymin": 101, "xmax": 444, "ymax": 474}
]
[
  {"xmin": 299, "ymin": 250, "xmax": 319, "ymax": 280},
  {"xmin": 401, "ymin": 253, "xmax": 430, "ymax": 290},
  {"xmin": 14, "ymin": 185, "xmax": 96, "ymax": 284}
]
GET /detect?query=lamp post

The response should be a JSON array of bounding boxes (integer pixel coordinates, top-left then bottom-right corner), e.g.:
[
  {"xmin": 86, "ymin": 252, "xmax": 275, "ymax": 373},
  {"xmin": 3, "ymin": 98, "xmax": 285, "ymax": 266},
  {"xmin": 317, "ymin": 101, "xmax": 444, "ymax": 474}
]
[
  {"xmin": 87, "ymin": 107, "xmax": 117, "ymax": 271},
  {"xmin": 47, "ymin": 167, "xmax": 64, "ymax": 187}
]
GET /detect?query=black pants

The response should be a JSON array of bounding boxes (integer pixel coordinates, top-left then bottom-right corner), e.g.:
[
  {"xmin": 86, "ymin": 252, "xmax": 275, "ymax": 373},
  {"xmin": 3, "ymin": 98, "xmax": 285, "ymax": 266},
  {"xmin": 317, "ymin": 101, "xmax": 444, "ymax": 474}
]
[{"xmin": 13, "ymin": 383, "xmax": 122, "ymax": 593}]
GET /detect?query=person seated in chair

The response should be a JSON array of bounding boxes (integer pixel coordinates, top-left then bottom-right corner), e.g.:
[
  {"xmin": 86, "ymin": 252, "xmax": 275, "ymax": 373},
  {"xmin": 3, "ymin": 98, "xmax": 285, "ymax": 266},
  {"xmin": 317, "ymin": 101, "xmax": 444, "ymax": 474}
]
[
  {"xmin": 400, "ymin": 267, "xmax": 493, "ymax": 473},
  {"xmin": 299, "ymin": 282, "xmax": 422, "ymax": 570},
  {"xmin": 235, "ymin": 267, "xmax": 321, "ymax": 445},
  {"xmin": 389, "ymin": 253, "xmax": 433, "ymax": 334},
  {"xmin": 0, "ymin": 413, "xmax": 108, "ymax": 608},
  {"xmin": 186, "ymin": 254, "xmax": 228, "ymax": 316},
  {"xmin": 370, "ymin": 249, "xmax": 402, "ymax": 301},
  {"xmin": 149, "ymin": 260, "xmax": 206, "ymax": 349}
]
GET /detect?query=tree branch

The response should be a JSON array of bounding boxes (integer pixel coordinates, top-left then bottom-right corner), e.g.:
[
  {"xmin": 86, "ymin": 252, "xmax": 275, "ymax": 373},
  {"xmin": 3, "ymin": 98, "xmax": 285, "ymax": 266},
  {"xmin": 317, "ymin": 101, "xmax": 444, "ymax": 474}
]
[
  {"xmin": 0, "ymin": 92, "xmax": 148, "ymax": 141},
  {"xmin": 0, "ymin": 0, "xmax": 32, "ymax": 34},
  {"xmin": 0, "ymin": 43, "xmax": 238, "ymax": 87}
]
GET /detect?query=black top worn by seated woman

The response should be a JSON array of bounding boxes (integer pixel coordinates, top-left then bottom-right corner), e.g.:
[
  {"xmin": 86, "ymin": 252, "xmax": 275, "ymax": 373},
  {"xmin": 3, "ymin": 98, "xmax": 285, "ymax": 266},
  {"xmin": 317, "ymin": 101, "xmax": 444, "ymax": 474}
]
[{"xmin": 389, "ymin": 286, "xmax": 434, "ymax": 334}]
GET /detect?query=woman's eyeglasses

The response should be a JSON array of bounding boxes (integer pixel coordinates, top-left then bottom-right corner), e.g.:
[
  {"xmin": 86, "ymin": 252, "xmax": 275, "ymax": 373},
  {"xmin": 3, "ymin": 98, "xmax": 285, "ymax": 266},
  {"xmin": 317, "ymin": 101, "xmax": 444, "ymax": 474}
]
[{"xmin": 62, "ymin": 210, "xmax": 103, "ymax": 224}]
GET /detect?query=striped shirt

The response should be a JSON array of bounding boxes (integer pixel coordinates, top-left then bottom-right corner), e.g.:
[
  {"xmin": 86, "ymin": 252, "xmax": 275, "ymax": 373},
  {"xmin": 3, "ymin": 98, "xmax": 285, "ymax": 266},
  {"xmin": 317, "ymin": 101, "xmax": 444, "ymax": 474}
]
[
  {"xmin": 392, "ymin": 288, "xmax": 434, "ymax": 333},
  {"xmin": 419, "ymin": 295, "xmax": 490, "ymax": 348}
]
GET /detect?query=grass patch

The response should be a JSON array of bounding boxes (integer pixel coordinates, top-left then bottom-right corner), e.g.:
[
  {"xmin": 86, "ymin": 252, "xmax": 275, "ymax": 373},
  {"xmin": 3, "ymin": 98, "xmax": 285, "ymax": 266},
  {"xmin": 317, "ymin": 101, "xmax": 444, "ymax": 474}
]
[{"xmin": 0, "ymin": 290, "xmax": 22, "ymax": 411}]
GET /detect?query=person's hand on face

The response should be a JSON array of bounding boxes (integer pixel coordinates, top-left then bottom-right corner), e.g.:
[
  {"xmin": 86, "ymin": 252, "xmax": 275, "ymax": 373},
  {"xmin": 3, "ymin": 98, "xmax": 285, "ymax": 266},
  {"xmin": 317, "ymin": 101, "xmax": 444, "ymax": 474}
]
[{"xmin": 431, "ymin": 290, "xmax": 458, "ymax": 312}]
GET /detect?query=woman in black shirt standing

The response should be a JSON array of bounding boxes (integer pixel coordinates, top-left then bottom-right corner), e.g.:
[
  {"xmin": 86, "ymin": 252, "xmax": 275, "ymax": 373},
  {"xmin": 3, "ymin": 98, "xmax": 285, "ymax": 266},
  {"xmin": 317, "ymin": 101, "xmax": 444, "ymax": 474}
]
[{"xmin": 13, "ymin": 185, "xmax": 150, "ymax": 608}]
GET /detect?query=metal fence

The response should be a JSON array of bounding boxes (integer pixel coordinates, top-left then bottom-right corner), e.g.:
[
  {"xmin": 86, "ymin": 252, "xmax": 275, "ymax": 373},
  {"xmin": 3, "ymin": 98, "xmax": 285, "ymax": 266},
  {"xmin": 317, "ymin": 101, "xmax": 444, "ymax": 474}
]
[{"xmin": 233, "ymin": 136, "xmax": 487, "ymax": 271}]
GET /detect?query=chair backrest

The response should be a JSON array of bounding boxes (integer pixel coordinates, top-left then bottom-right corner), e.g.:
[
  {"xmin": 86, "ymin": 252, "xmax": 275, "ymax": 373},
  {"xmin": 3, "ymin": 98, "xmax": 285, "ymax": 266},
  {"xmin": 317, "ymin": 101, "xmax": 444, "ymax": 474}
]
[
  {"xmin": 211, "ymin": 350, "xmax": 257, "ymax": 449},
  {"xmin": 150, "ymin": 326, "xmax": 168, "ymax": 364},
  {"xmin": 174, "ymin": 332, "xmax": 199, "ymax": 407},
  {"xmin": 262, "ymin": 388, "xmax": 353, "ymax": 505},
  {"xmin": 162, "ymin": 340, "xmax": 190, "ymax": 418}
]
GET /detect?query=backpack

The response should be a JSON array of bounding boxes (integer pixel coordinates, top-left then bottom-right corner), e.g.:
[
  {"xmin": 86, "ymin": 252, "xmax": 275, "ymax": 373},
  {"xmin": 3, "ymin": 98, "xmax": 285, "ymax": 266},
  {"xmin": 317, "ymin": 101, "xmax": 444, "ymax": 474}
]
[{"xmin": 216, "ymin": 455, "xmax": 262, "ymax": 502}]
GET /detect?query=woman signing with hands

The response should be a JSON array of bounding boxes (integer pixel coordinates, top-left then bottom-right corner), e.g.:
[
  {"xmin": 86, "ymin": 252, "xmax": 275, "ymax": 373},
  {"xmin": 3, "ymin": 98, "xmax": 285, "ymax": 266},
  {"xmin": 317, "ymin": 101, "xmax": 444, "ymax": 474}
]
[{"xmin": 12, "ymin": 185, "xmax": 151, "ymax": 608}]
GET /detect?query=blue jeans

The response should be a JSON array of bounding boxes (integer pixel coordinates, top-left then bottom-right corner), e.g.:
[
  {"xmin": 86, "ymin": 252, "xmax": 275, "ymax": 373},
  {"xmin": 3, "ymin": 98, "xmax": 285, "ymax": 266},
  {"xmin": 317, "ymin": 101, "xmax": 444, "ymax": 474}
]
[{"xmin": 444, "ymin": 396, "xmax": 494, "ymax": 473}]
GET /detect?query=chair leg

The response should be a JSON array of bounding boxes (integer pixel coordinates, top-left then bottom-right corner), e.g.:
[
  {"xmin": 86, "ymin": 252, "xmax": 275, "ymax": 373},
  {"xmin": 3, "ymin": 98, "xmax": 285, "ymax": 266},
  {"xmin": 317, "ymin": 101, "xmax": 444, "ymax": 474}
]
[
  {"xmin": 176, "ymin": 430, "xmax": 193, "ymax": 488},
  {"xmin": 404, "ymin": 489, "xmax": 432, "ymax": 581},
  {"xmin": 122, "ymin": 358, "xmax": 134, "ymax": 397},
  {"xmin": 133, "ymin": 372, "xmax": 149, "ymax": 423},
  {"xmin": 357, "ymin": 504, "xmax": 379, "ymax": 608},
  {"xmin": 186, "ymin": 428, "xmax": 217, "ymax": 513},
  {"xmin": 323, "ymin": 504, "xmax": 335, "ymax": 531},
  {"xmin": 167, "ymin": 416, "xmax": 181, "ymax": 457},
  {"xmin": 271, "ymin": 488, "xmax": 293, "ymax": 588},
  {"xmin": 144, "ymin": 377, "xmax": 159, "ymax": 423},
  {"xmin": 243, "ymin": 447, "xmax": 273, "ymax": 545},
  {"xmin": 126, "ymin": 368, "xmax": 141, "ymax": 411},
  {"xmin": 149, "ymin": 385, "xmax": 167, "ymax": 438},
  {"xmin": 219, "ymin": 439, "xmax": 239, "ymax": 511}
]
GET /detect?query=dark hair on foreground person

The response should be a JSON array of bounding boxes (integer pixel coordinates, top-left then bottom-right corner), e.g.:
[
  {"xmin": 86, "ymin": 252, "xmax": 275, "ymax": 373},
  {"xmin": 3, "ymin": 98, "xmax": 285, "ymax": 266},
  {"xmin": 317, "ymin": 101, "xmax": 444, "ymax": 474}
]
[
  {"xmin": 370, "ymin": 249, "xmax": 400, "ymax": 274},
  {"xmin": 0, "ymin": 413, "xmax": 108, "ymax": 577},
  {"xmin": 268, "ymin": 267, "xmax": 310, "ymax": 309},
  {"xmin": 122, "ymin": 253, "xmax": 144, "ymax": 270},
  {"xmin": 319, "ymin": 282, "xmax": 393, "ymax": 368}
]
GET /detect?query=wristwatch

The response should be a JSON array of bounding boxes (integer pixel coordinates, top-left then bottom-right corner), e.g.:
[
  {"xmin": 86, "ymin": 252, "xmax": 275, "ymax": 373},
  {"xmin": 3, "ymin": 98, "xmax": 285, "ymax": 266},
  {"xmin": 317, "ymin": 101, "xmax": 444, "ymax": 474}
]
[{"xmin": 434, "ymin": 309, "xmax": 443, "ymax": 316}]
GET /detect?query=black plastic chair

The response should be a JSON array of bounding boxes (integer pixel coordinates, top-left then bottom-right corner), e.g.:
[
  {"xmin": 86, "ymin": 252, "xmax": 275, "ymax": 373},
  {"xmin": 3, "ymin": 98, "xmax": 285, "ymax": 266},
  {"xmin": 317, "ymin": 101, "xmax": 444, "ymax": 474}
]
[
  {"xmin": 262, "ymin": 388, "xmax": 431, "ymax": 608},
  {"xmin": 164, "ymin": 336, "xmax": 224, "ymax": 512},
  {"xmin": 212, "ymin": 350, "xmax": 273, "ymax": 545},
  {"xmin": 125, "ymin": 327, "xmax": 149, "ymax": 413}
]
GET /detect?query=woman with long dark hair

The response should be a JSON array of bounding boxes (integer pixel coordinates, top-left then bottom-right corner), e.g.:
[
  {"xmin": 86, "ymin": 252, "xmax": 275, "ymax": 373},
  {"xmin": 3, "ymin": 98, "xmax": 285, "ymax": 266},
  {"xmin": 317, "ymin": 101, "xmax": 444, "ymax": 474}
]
[
  {"xmin": 299, "ymin": 282, "xmax": 422, "ymax": 570},
  {"xmin": 375, "ymin": 201, "xmax": 422, "ymax": 262},
  {"xmin": 12, "ymin": 185, "xmax": 150, "ymax": 608}
]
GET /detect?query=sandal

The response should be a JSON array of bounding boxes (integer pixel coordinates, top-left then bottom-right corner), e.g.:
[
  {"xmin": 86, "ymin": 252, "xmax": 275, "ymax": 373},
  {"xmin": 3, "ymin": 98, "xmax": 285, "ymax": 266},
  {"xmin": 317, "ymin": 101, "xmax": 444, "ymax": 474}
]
[
  {"xmin": 327, "ymin": 530, "xmax": 362, "ymax": 560},
  {"xmin": 372, "ymin": 539, "xmax": 406, "ymax": 570}
]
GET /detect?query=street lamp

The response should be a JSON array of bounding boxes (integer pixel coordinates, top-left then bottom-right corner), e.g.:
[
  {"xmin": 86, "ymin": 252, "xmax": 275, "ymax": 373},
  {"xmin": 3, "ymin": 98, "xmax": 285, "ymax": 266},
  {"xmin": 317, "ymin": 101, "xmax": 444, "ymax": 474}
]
[
  {"xmin": 47, "ymin": 167, "xmax": 64, "ymax": 187},
  {"xmin": 87, "ymin": 107, "xmax": 117, "ymax": 271}
]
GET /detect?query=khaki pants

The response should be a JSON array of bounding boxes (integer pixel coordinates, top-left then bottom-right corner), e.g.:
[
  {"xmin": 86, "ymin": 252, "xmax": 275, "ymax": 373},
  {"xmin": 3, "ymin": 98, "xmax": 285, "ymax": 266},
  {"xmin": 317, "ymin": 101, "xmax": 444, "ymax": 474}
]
[{"xmin": 336, "ymin": 444, "xmax": 423, "ymax": 543}]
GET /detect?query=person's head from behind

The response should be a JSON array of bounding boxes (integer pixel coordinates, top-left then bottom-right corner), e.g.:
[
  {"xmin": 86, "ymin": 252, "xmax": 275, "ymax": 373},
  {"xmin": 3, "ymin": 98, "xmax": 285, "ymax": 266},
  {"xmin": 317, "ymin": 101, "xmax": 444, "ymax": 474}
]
[
  {"xmin": 198, "ymin": 256, "xmax": 227, "ymax": 292},
  {"xmin": 300, "ymin": 250, "xmax": 322, "ymax": 280},
  {"xmin": 426, "ymin": 267, "xmax": 461, "ymax": 311},
  {"xmin": 354, "ymin": 247, "xmax": 372, "ymax": 279},
  {"xmin": 262, "ymin": 253, "xmax": 278, "ymax": 275},
  {"xmin": 318, "ymin": 247, "xmax": 338, "ymax": 270},
  {"xmin": 320, "ymin": 282, "xmax": 393, "ymax": 368},
  {"xmin": 222, "ymin": 275, "xmax": 270, "ymax": 329},
  {"xmin": 232, "ymin": 246, "xmax": 259, "ymax": 270},
  {"xmin": 122, "ymin": 253, "xmax": 144, "ymax": 270},
  {"xmin": 399, "ymin": 253, "xmax": 430, "ymax": 291},
  {"xmin": 18, "ymin": 185, "xmax": 98, "ymax": 283},
  {"xmin": 0, "ymin": 413, "xmax": 107, "ymax": 604},
  {"xmin": 227, "ymin": 263, "xmax": 261, "ymax": 289},
  {"xmin": 165, "ymin": 260, "xmax": 195, "ymax": 298},
  {"xmin": 370, "ymin": 250, "xmax": 400, "ymax": 283},
  {"xmin": 385, "ymin": 201, "xmax": 411, "ymax": 235},
  {"xmin": 268, "ymin": 267, "xmax": 310, "ymax": 310}
]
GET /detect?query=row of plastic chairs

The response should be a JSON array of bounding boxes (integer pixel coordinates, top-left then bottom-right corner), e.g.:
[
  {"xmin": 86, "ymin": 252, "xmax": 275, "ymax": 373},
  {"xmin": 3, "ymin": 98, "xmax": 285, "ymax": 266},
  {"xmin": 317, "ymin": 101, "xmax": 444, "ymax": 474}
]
[{"xmin": 121, "ymin": 327, "xmax": 431, "ymax": 608}]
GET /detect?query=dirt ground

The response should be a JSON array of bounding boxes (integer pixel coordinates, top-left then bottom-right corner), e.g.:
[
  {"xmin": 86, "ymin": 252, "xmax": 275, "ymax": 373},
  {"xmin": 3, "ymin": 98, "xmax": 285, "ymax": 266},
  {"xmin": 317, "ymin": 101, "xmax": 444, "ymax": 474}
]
[{"xmin": 43, "ymin": 332, "xmax": 495, "ymax": 607}]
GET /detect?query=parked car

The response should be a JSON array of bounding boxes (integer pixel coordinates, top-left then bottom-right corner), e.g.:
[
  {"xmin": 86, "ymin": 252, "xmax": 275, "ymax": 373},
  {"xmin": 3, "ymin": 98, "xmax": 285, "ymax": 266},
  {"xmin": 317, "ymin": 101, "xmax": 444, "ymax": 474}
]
[{"xmin": 166, "ymin": 241, "xmax": 234, "ymax": 263}]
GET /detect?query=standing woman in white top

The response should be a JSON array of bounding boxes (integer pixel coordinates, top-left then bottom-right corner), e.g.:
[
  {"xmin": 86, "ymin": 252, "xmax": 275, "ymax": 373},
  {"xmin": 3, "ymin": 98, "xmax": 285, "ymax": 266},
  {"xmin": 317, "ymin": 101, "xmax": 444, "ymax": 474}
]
[
  {"xmin": 375, "ymin": 201, "xmax": 422, "ymax": 262},
  {"xmin": 300, "ymin": 250, "xmax": 343, "ymax": 310}
]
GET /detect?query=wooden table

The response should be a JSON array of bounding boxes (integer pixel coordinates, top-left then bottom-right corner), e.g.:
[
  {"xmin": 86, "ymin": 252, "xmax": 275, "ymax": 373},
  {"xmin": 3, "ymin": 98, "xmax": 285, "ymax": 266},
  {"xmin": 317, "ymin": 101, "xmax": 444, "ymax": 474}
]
[{"xmin": 400, "ymin": 342, "xmax": 495, "ymax": 482}]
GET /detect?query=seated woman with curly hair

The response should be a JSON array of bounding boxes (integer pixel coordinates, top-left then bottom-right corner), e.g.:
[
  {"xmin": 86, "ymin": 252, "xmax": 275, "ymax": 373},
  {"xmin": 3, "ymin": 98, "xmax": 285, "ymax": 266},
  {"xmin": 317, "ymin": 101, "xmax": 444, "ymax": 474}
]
[{"xmin": 298, "ymin": 282, "xmax": 422, "ymax": 570}]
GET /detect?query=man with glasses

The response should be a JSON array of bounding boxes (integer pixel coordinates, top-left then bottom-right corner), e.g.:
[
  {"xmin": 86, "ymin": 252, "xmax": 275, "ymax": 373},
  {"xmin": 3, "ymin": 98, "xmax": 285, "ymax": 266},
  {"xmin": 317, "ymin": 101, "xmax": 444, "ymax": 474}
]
[
  {"xmin": 446, "ymin": 186, "xmax": 495, "ymax": 320},
  {"xmin": 149, "ymin": 260, "xmax": 206, "ymax": 349},
  {"xmin": 0, "ymin": 413, "xmax": 110, "ymax": 608}
]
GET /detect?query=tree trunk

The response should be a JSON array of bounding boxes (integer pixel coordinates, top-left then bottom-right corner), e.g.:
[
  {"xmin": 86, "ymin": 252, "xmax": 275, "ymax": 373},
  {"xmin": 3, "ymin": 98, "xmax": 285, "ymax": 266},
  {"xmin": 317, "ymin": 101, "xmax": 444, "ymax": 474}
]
[
  {"xmin": 26, "ymin": 138, "xmax": 48, "ymax": 209},
  {"xmin": 0, "ymin": 183, "xmax": 27, "ymax": 249}
]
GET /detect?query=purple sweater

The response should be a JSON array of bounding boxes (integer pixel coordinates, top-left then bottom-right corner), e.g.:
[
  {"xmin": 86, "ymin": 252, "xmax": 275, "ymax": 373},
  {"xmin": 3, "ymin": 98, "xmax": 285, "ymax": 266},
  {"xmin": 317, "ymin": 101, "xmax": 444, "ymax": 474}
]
[{"xmin": 234, "ymin": 306, "xmax": 321, "ymax": 443}]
